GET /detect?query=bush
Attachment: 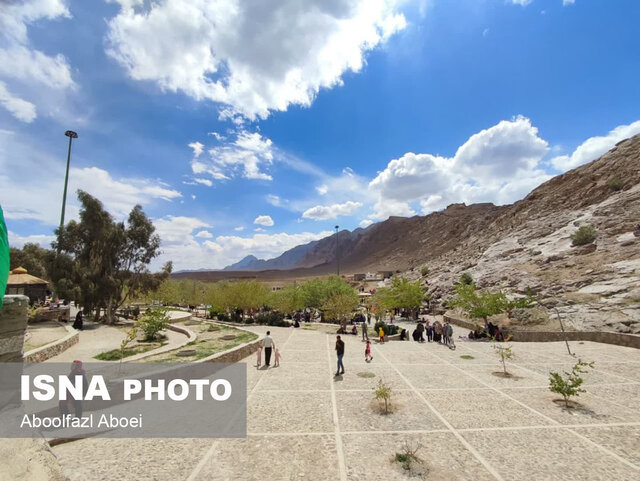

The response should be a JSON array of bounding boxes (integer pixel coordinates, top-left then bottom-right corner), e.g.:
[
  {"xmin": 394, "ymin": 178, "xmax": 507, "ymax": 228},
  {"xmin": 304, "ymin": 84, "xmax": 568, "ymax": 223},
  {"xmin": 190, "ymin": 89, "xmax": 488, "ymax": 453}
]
[
  {"xmin": 608, "ymin": 177, "xmax": 623, "ymax": 191},
  {"xmin": 459, "ymin": 272, "xmax": 473, "ymax": 285},
  {"xmin": 244, "ymin": 317, "xmax": 255, "ymax": 325},
  {"xmin": 208, "ymin": 309, "xmax": 219, "ymax": 319},
  {"xmin": 216, "ymin": 312, "xmax": 230, "ymax": 322},
  {"xmin": 137, "ymin": 310, "xmax": 169, "ymax": 341},
  {"xmin": 373, "ymin": 379, "xmax": 392, "ymax": 414},
  {"xmin": 255, "ymin": 311, "xmax": 290, "ymax": 327},
  {"xmin": 549, "ymin": 359, "xmax": 594, "ymax": 408},
  {"xmin": 420, "ymin": 266, "xmax": 429, "ymax": 277},
  {"xmin": 374, "ymin": 320, "xmax": 399, "ymax": 336},
  {"xmin": 570, "ymin": 225, "xmax": 597, "ymax": 246}
]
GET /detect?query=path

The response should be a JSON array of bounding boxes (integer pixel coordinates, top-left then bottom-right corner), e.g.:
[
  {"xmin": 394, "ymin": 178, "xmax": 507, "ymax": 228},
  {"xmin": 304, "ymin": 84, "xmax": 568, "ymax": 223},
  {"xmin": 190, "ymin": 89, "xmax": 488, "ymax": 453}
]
[
  {"xmin": 45, "ymin": 310, "xmax": 192, "ymax": 364},
  {"xmin": 54, "ymin": 325, "xmax": 640, "ymax": 480}
]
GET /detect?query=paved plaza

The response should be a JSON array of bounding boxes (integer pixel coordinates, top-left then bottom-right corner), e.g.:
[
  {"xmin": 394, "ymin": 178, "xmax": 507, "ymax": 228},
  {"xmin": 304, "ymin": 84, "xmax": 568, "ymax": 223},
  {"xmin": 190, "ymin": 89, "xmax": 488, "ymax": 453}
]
[{"xmin": 54, "ymin": 324, "xmax": 640, "ymax": 480}]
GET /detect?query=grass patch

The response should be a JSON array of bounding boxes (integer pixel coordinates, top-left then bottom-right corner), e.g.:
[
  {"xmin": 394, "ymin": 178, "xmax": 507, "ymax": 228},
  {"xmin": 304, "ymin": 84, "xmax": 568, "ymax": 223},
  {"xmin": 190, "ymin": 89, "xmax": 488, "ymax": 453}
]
[
  {"xmin": 460, "ymin": 355, "xmax": 475, "ymax": 360},
  {"xmin": 94, "ymin": 343, "xmax": 161, "ymax": 361},
  {"xmin": 145, "ymin": 325, "xmax": 258, "ymax": 363}
]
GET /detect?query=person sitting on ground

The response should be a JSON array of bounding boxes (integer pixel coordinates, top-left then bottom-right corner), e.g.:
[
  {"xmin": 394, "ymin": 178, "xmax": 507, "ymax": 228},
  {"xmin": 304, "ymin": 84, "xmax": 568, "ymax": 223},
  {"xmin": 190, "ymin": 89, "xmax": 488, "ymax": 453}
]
[
  {"xmin": 400, "ymin": 329, "xmax": 407, "ymax": 341},
  {"xmin": 351, "ymin": 325, "xmax": 358, "ymax": 335}
]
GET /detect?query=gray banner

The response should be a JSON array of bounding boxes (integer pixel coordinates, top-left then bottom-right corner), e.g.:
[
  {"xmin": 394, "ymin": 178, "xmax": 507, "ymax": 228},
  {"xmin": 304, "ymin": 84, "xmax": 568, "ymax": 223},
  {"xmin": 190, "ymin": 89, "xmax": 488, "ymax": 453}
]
[{"xmin": 0, "ymin": 362, "xmax": 246, "ymax": 438}]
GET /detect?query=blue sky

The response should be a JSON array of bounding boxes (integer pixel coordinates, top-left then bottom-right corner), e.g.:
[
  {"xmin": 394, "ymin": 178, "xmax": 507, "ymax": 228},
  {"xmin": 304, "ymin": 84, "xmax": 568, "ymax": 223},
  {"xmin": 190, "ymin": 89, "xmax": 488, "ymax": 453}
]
[{"xmin": 1, "ymin": 0, "xmax": 639, "ymax": 270}]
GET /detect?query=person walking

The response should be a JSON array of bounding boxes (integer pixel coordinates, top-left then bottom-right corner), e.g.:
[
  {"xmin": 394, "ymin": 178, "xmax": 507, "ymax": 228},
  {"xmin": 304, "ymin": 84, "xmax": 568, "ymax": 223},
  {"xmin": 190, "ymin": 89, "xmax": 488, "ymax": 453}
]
[
  {"xmin": 361, "ymin": 320, "xmax": 369, "ymax": 341},
  {"xmin": 335, "ymin": 335, "xmax": 345, "ymax": 376},
  {"xmin": 365, "ymin": 340, "xmax": 373, "ymax": 362},
  {"xmin": 426, "ymin": 320, "xmax": 433, "ymax": 343},
  {"xmin": 274, "ymin": 348, "xmax": 281, "ymax": 367},
  {"xmin": 378, "ymin": 326, "xmax": 385, "ymax": 343},
  {"xmin": 263, "ymin": 331, "xmax": 275, "ymax": 366}
]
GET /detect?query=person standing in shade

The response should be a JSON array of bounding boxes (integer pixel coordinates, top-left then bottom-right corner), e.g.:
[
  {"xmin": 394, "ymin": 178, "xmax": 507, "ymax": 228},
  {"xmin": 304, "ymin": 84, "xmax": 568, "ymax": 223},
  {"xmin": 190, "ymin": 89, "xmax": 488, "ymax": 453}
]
[
  {"xmin": 335, "ymin": 335, "xmax": 345, "ymax": 376},
  {"xmin": 361, "ymin": 320, "xmax": 369, "ymax": 341},
  {"xmin": 263, "ymin": 331, "xmax": 275, "ymax": 366}
]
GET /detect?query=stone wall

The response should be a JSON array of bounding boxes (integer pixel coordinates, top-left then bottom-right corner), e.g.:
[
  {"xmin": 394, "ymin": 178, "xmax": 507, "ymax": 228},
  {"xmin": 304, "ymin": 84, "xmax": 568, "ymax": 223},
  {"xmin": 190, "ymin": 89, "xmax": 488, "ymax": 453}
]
[
  {"xmin": 444, "ymin": 314, "xmax": 640, "ymax": 349},
  {"xmin": 200, "ymin": 322, "xmax": 261, "ymax": 363},
  {"xmin": 0, "ymin": 295, "xmax": 29, "ymax": 362},
  {"xmin": 23, "ymin": 325, "xmax": 79, "ymax": 363}
]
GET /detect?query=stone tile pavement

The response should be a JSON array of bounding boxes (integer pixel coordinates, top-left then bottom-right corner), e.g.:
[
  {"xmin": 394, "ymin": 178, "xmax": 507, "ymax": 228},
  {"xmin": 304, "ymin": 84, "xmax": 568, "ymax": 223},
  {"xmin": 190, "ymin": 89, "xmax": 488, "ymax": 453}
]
[{"xmin": 54, "ymin": 325, "xmax": 640, "ymax": 480}]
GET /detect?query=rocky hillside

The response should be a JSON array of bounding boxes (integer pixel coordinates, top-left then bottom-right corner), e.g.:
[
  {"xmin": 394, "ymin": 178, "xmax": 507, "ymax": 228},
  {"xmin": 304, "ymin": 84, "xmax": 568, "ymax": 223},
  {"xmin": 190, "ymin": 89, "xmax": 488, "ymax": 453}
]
[{"xmin": 408, "ymin": 135, "xmax": 640, "ymax": 333}]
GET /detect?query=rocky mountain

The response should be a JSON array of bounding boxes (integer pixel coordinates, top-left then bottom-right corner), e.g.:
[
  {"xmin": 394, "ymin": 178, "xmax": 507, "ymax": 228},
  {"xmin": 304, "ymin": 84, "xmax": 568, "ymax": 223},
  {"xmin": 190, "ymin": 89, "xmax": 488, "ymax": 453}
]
[
  {"xmin": 405, "ymin": 134, "xmax": 640, "ymax": 333},
  {"xmin": 190, "ymin": 134, "xmax": 640, "ymax": 333}
]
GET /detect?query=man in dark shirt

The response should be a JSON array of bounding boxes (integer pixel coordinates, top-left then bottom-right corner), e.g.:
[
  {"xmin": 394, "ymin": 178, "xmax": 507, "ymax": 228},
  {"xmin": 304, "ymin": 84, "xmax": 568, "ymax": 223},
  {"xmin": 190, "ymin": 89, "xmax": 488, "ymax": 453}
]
[{"xmin": 335, "ymin": 335, "xmax": 345, "ymax": 376}]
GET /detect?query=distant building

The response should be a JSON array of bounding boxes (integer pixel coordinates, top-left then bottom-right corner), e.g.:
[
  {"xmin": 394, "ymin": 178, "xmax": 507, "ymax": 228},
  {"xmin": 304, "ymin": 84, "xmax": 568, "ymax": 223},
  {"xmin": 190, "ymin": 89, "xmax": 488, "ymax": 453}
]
[
  {"xmin": 377, "ymin": 271, "xmax": 393, "ymax": 279},
  {"xmin": 353, "ymin": 273, "xmax": 366, "ymax": 281}
]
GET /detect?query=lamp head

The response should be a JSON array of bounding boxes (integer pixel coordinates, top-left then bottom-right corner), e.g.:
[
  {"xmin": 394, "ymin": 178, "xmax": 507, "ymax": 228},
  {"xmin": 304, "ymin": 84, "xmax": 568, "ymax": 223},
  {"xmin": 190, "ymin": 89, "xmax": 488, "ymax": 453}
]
[{"xmin": 65, "ymin": 130, "xmax": 78, "ymax": 139}]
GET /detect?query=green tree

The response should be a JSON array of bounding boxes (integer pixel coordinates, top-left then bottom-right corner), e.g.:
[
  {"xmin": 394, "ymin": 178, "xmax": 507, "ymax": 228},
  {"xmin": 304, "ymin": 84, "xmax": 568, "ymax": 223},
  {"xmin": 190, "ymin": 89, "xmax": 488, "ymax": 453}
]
[
  {"xmin": 137, "ymin": 309, "xmax": 169, "ymax": 341},
  {"xmin": 449, "ymin": 282, "xmax": 508, "ymax": 325},
  {"xmin": 217, "ymin": 280, "xmax": 269, "ymax": 319},
  {"xmin": 51, "ymin": 191, "xmax": 169, "ymax": 323},
  {"xmin": 270, "ymin": 283, "xmax": 305, "ymax": 316},
  {"xmin": 549, "ymin": 360, "xmax": 594, "ymax": 408},
  {"xmin": 322, "ymin": 290, "xmax": 359, "ymax": 322},
  {"xmin": 373, "ymin": 379, "xmax": 392, "ymax": 414},
  {"xmin": 492, "ymin": 335, "xmax": 514, "ymax": 375},
  {"xmin": 374, "ymin": 277, "xmax": 424, "ymax": 317},
  {"xmin": 9, "ymin": 243, "xmax": 52, "ymax": 279}
]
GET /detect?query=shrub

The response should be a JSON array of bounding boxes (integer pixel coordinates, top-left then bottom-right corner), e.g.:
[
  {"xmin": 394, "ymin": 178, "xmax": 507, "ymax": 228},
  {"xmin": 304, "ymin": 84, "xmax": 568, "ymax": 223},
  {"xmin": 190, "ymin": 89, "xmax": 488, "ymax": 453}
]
[
  {"xmin": 420, "ymin": 266, "xmax": 429, "ymax": 277},
  {"xmin": 244, "ymin": 317, "xmax": 255, "ymax": 325},
  {"xmin": 393, "ymin": 441, "xmax": 424, "ymax": 473},
  {"xmin": 608, "ymin": 177, "xmax": 623, "ymax": 191},
  {"xmin": 570, "ymin": 225, "xmax": 597, "ymax": 246},
  {"xmin": 459, "ymin": 272, "xmax": 474, "ymax": 285},
  {"xmin": 216, "ymin": 312, "xmax": 230, "ymax": 322},
  {"xmin": 373, "ymin": 379, "xmax": 392, "ymax": 414},
  {"xmin": 137, "ymin": 310, "xmax": 169, "ymax": 341},
  {"xmin": 492, "ymin": 335, "xmax": 514, "ymax": 375},
  {"xmin": 208, "ymin": 309, "xmax": 219, "ymax": 319},
  {"xmin": 374, "ymin": 320, "xmax": 398, "ymax": 336},
  {"xmin": 549, "ymin": 359, "xmax": 594, "ymax": 408},
  {"xmin": 255, "ymin": 311, "xmax": 289, "ymax": 326}
]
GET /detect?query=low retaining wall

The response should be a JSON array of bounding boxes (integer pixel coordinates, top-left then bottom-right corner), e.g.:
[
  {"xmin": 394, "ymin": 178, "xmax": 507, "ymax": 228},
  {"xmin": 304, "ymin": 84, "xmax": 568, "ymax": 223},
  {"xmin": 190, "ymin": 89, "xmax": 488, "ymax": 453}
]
[
  {"xmin": 23, "ymin": 324, "xmax": 79, "ymax": 363},
  {"xmin": 200, "ymin": 322, "xmax": 261, "ymax": 363},
  {"xmin": 30, "ymin": 306, "xmax": 70, "ymax": 323},
  {"xmin": 444, "ymin": 315, "xmax": 640, "ymax": 349}
]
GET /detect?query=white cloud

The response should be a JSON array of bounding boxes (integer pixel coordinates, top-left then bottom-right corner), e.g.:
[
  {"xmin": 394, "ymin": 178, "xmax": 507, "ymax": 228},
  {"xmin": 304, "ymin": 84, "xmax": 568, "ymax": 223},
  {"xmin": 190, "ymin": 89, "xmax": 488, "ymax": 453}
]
[
  {"xmin": 367, "ymin": 116, "xmax": 552, "ymax": 218},
  {"xmin": 510, "ymin": 0, "xmax": 533, "ymax": 5},
  {"xmin": 302, "ymin": 201, "xmax": 363, "ymax": 220},
  {"xmin": 0, "ymin": 134, "xmax": 182, "ymax": 225},
  {"xmin": 267, "ymin": 194, "xmax": 283, "ymax": 207},
  {"xmin": 316, "ymin": 184, "xmax": 329, "ymax": 195},
  {"xmin": 551, "ymin": 120, "xmax": 640, "ymax": 171},
  {"xmin": 7, "ymin": 231, "xmax": 56, "ymax": 249},
  {"xmin": 105, "ymin": 0, "xmax": 406, "ymax": 120},
  {"xmin": 359, "ymin": 219, "xmax": 373, "ymax": 228},
  {"xmin": 192, "ymin": 130, "xmax": 274, "ymax": 182},
  {"xmin": 0, "ymin": 81, "xmax": 36, "ymax": 122},
  {"xmin": 234, "ymin": 226, "xmax": 244, "ymax": 231},
  {"xmin": 254, "ymin": 227, "xmax": 265, "ymax": 232},
  {"xmin": 0, "ymin": 0, "xmax": 74, "ymax": 121},
  {"xmin": 192, "ymin": 178, "xmax": 213, "ymax": 187},
  {"xmin": 563, "ymin": 0, "xmax": 575, "ymax": 5},
  {"xmin": 188, "ymin": 141, "xmax": 204, "ymax": 158},
  {"xmin": 154, "ymin": 216, "xmax": 210, "ymax": 244},
  {"xmin": 195, "ymin": 230, "xmax": 213, "ymax": 238},
  {"xmin": 152, "ymin": 222, "xmax": 332, "ymax": 271},
  {"xmin": 253, "ymin": 215, "xmax": 274, "ymax": 227}
]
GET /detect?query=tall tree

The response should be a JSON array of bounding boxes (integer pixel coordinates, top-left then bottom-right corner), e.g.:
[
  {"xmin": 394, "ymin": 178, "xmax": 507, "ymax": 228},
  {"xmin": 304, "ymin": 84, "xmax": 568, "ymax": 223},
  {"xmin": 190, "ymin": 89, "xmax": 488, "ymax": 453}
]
[
  {"xmin": 374, "ymin": 277, "xmax": 424, "ymax": 316},
  {"xmin": 9, "ymin": 243, "xmax": 52, "ymax": 279},
  {"xmin": 51, "ymin": 190, "xmax": 169, "ymax": 323}
]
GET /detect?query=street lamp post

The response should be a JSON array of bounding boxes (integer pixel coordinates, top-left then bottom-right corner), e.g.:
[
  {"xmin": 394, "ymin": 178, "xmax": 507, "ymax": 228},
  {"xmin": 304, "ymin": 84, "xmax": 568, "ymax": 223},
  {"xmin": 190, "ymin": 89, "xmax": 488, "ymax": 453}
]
[
  {"xmin": 59, "ymin": 130, "xmax": 78, "ymax": 237},
  {"xmin": 335, "ymin": 225, "xmax": 340, "ymax": 276}
]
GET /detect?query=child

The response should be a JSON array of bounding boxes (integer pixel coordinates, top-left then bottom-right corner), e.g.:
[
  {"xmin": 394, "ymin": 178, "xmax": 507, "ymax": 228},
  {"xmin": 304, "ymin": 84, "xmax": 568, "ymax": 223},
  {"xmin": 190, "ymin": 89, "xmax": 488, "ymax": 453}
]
[
  {"xmin": 256, "ymin": 346, "xmax": 262, "ymax": 368},
  {"xmin": 379, "ymin": 326, "xmax": 385, "ymax": 343},
  {"xmin": 365, "ymin": 340, "xmax": 373, "ymax": 362},
  {"xmin": 274, "ymin": 348, "xmax": 281, "ymax": 367}
]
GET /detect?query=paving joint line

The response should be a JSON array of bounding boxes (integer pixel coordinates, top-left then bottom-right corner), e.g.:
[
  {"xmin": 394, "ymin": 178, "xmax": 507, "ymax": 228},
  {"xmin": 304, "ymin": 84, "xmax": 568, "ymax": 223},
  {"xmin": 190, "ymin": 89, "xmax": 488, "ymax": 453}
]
[
  {"xmin": 326, "ymin": 334, "xmax": 348, "ymax": 481},
  {"xmin": 424, "ymin": 341, "xmax": 640, "ymax": 472},
  {"xmin": 186, "ymin": 328, "xmax": 296, "ymax": 481},
  {"xmin": 372, "ymin": 343, "xmax": 506, "ymax": 481}
]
